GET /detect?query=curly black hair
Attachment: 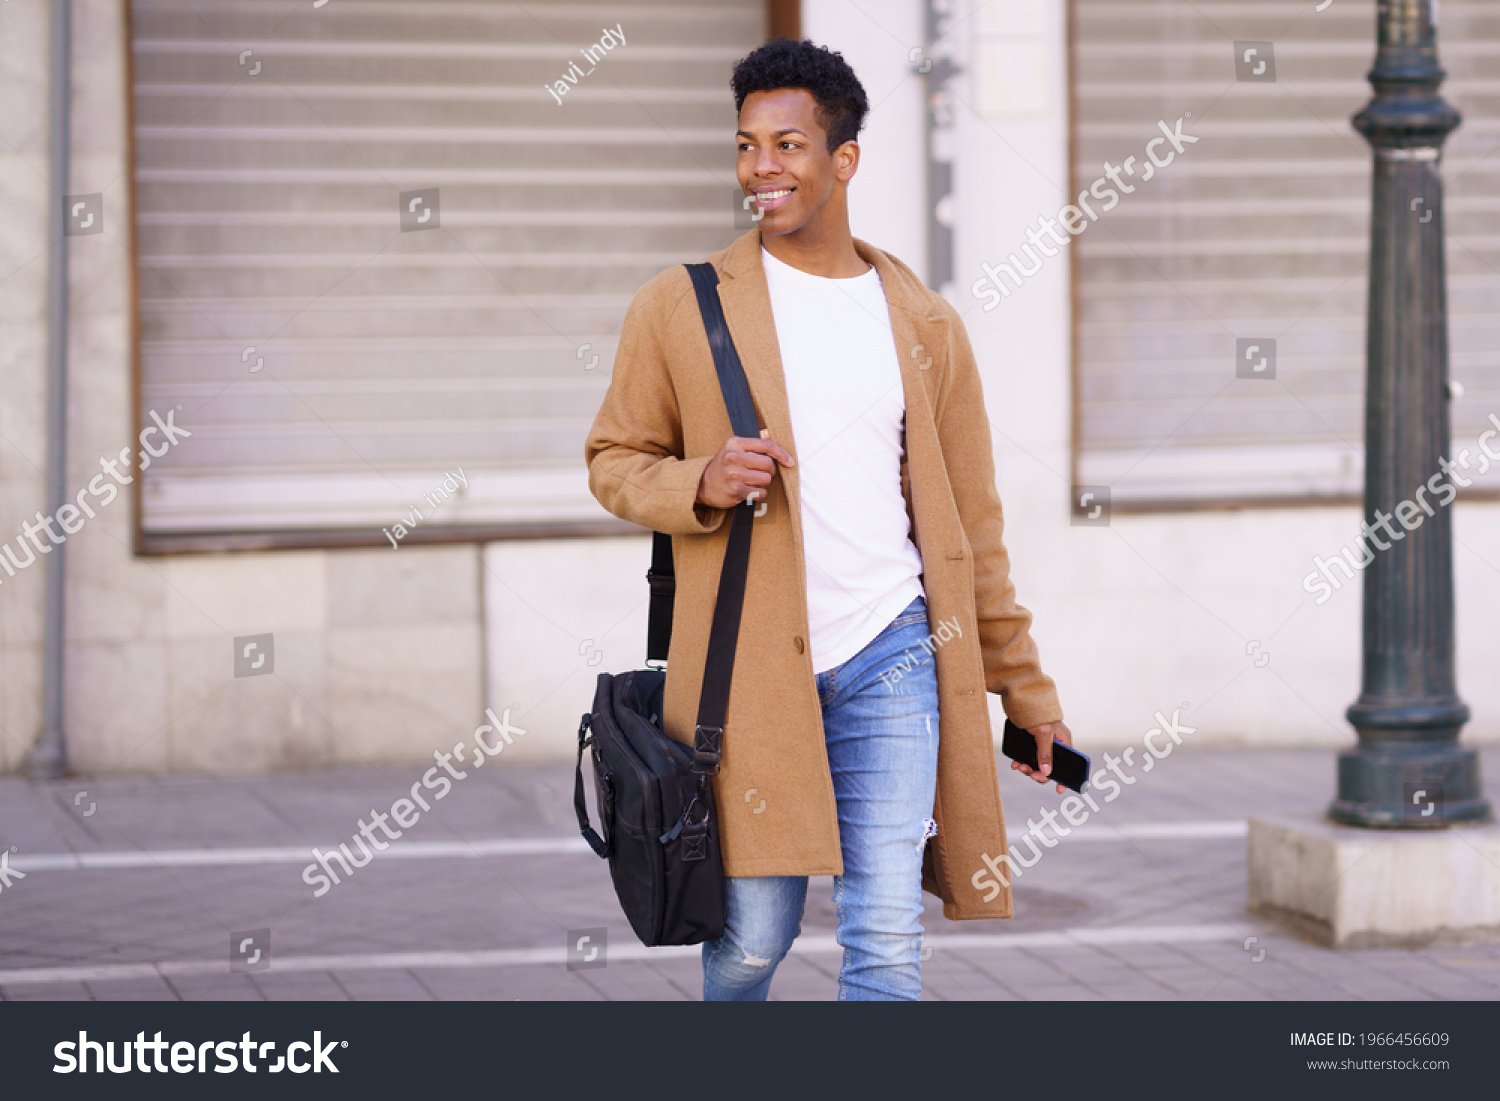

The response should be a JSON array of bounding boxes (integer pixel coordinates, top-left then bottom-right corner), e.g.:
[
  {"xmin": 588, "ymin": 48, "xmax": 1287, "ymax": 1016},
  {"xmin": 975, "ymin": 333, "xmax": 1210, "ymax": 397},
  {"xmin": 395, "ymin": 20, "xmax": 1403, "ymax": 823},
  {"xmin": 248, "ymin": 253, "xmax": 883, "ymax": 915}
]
[{"xmin": 731, "ymin": 38, "xmax": 869, "ymax": 152}]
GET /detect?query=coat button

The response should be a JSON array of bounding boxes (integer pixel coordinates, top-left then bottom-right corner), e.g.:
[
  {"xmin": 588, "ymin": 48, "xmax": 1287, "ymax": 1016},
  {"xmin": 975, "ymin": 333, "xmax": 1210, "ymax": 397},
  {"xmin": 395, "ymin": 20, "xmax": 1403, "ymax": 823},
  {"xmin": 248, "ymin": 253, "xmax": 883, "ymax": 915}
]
[{"xmin": 794, "ymin": 636, "xmax": 805, "ymax": 654}]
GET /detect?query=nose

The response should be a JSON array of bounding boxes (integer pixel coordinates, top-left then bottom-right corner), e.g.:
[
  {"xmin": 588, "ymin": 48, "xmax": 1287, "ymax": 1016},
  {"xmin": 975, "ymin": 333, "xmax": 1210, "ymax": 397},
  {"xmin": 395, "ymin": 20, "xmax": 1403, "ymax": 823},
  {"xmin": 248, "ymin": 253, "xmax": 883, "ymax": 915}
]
[{"xmin": 752, "ymin": 149, "xmax": 781, "ymax": 179}]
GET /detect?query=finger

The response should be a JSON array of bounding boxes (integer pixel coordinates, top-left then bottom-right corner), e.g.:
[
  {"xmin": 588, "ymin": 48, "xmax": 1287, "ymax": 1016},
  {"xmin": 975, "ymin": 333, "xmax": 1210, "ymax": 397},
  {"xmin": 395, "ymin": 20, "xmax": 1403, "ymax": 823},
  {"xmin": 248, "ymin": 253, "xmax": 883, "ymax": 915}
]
[
  {"xmin": 732, "ymin": 452, "xmax": 778, "ymax": 475},
  {"xmin": 727, "ymin": 477, "xmax": 771, "ymax": 502},
  {"xmin": 756, "ymin": 428, "xmax": 795, "ymax": 468},
  {"xmin": 738, "ymin": 436, "xmax": 795, "ymax": 467},
  {"xmin": 1034, "ymin": 728, "xmax": 1054, "ymax": 777}
]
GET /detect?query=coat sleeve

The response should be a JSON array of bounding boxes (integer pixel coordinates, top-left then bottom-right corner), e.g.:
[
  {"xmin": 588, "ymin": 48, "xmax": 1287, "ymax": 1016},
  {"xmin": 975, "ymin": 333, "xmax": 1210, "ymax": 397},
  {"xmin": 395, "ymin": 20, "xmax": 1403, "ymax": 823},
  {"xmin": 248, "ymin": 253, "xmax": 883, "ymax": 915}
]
[
  {"xmin": 933, "ymin": 305, "xmax": 1064, "ymax": 730},
  {"xmin": 584, "ymin": 278, "xmax": 730, "ymax": 537}
]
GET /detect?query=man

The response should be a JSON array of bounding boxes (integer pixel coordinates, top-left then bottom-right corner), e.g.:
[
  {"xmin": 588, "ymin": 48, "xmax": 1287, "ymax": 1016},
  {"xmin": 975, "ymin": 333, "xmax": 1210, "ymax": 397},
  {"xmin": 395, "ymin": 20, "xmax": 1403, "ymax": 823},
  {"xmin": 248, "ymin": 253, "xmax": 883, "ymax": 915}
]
[{"xmin": 585, "ymin": 38, "xmax": 1071, "ymax": 1001}]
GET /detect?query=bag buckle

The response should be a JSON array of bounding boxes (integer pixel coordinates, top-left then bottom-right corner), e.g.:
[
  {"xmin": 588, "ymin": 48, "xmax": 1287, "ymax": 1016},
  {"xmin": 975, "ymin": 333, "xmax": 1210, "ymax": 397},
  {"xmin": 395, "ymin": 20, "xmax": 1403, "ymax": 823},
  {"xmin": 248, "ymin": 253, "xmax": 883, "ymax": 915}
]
[{"xmin": 692, "ymin": 724, "xmax": 722, "ymax": 774}]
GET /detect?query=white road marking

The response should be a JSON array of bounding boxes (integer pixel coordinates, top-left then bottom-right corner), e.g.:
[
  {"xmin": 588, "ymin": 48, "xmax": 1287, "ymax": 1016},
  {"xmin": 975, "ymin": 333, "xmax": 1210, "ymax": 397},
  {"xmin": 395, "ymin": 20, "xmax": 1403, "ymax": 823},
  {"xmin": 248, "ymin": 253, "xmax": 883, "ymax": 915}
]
[
  {"xmin": 1066, "ymin": 821, "xmax": 1248, "ymax": 841},
  {"xmin": 11, "ymin": 837, "xmax": 592, "ymax": 872},
  {"xmin": 0, "ymin": 924, "xmax": 1245, "ymax": 986},
  {"xmin": 10, "ymin": 821, "xmax": 1245, "ymax": 873}
]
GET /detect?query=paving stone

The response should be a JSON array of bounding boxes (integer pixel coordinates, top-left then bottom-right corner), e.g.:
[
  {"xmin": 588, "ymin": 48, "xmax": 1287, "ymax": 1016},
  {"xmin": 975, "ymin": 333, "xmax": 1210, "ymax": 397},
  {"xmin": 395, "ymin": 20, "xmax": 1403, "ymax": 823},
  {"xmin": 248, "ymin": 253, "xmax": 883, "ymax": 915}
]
[
  {"xmin": 165, "ymin": 974, "xmax": 267, "ymax": 1001},
  {"xmin": 0, "ymin": 982, "xmax": 95, "ymax": 1001},
  {"xmin": 80, "ymin": 978, "xmax": 179, "ymax": 1001},
  {"xmin": 249, "ymin": 971, "xmax": 351, "ymax": 1001},
  {"xmin": 3, "ymin": 749, "xmax": 1498, "ymax": 1000}
]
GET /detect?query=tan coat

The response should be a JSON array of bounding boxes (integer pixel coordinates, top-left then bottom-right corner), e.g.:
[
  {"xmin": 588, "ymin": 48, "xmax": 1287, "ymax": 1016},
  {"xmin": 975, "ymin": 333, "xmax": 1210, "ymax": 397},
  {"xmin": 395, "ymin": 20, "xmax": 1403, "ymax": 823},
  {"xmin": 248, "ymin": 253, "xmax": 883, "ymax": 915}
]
[{"xmin": 584, "ymin": 229, "xmax": 1063, "ymax": 919}]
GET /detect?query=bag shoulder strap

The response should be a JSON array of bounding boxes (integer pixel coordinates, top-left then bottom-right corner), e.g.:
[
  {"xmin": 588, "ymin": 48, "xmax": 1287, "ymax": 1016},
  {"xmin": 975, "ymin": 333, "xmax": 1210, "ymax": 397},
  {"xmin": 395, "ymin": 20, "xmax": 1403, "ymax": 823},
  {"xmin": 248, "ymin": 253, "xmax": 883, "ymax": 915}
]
[
  {"xmin": 684, "ymin": 264, "xmax": 760, "ymax": 438},
  {"xmin": 681, "ymin": 262, "xmax": 758, "ymax": 775},
  {"xmin": 645, "ymin": 531, "xmax": 674, "ymax": 668}
]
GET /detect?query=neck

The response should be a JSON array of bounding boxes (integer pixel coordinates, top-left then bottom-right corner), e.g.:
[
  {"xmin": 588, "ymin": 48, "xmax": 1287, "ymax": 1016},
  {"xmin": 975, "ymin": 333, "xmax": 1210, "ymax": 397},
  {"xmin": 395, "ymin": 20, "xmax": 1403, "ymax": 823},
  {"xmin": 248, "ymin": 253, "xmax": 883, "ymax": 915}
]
[{"xmin": 759, "ymin": 204, "xmax": 869, "ymax": 278}]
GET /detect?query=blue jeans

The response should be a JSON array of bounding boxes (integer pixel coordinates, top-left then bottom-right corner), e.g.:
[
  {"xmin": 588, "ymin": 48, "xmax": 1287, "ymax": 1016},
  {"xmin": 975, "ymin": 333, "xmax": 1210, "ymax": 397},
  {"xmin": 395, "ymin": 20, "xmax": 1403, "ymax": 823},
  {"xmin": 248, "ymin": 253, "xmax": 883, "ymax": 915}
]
[{"xmin": 702, "ymin": 595, "xmax": 939, "ymax": 1001}]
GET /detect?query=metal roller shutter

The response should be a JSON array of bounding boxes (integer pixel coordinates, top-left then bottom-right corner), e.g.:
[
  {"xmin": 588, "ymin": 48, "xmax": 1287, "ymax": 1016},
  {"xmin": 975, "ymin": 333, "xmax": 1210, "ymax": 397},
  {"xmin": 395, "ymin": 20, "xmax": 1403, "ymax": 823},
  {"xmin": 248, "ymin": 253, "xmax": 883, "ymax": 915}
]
[
  {"xmin": 1070, "ymin": 0, "xmax": 1500, "ymax": 507},
  {"xmin": 130, "ymin": 0, "xmax": 764, "ymax": 545}
]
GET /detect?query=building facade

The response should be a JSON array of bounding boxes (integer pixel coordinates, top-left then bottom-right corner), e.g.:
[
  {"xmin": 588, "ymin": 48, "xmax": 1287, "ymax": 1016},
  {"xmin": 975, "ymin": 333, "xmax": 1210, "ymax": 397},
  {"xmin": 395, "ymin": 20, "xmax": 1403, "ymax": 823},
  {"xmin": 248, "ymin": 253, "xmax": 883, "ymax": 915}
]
[{"xmin": 2, "ymin": 0, "xmax": 1498, "ymax": 774}]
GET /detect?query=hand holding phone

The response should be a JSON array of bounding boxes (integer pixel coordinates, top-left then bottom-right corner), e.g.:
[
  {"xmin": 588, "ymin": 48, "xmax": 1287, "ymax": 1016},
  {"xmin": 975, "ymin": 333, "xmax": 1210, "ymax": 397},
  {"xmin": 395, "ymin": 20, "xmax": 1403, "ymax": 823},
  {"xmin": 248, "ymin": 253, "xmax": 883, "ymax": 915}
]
[{"xmin": 1001, "ymin": 719, "xmax": 1090, "ymax": 794}]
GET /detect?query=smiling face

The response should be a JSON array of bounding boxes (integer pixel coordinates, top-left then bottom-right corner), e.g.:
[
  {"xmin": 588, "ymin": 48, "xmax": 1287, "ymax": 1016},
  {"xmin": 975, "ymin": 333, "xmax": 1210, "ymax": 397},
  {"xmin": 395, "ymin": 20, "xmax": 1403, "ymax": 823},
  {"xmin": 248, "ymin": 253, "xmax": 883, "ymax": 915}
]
[{"xmin": 736, "ymin": 88, "xmax": 859, "ymax": 241}]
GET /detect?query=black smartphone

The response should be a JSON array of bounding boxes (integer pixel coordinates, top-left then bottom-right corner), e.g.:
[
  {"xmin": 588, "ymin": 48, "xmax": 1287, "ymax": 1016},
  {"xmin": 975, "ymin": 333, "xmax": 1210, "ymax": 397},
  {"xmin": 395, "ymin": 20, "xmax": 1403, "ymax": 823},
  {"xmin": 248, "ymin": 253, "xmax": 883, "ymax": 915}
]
[{"xmin": 1001, "ymin": 719, "xmax": 1091, "ymax": 794}]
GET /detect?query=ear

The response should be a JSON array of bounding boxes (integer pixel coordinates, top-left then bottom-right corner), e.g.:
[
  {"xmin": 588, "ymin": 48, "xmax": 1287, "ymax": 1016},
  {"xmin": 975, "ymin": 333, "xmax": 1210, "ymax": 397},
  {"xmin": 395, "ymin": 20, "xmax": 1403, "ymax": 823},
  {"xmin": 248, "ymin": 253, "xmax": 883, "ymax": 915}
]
[{"xmin": 834, "ymin": 140, "xmax": 860, "ymax": 183}]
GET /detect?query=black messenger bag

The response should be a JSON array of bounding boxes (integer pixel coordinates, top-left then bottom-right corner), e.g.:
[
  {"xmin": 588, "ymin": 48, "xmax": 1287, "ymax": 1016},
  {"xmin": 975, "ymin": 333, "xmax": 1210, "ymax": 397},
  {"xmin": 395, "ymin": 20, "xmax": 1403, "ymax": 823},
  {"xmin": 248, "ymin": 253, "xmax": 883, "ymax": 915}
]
[{"xmin": 574, "ymin": 262, "xmax": 760, "ymax": 947}]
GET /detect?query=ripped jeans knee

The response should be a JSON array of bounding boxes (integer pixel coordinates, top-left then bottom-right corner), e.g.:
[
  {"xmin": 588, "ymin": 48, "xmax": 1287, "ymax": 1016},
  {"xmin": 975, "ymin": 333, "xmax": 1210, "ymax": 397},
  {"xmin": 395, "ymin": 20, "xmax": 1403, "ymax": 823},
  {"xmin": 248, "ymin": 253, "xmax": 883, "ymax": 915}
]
[
  {"xmin": 703, "ymin": 931, "xmax": 798, "ymax": 1002},
  {"xmin": 706, "ymin": 933, "xmax": 793, "ymax": 981},
  {"xmin": 702, "ymin": 875, "xmax": 807, "ymax": 1001}
]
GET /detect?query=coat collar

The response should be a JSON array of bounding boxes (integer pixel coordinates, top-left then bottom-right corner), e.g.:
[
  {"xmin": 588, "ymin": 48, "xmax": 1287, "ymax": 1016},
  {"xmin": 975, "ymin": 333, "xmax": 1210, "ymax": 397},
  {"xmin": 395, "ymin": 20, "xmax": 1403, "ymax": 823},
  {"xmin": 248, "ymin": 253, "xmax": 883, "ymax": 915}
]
[{"xmin": 715, "ymin": 228, "xmax": 944, "ymax": 321}]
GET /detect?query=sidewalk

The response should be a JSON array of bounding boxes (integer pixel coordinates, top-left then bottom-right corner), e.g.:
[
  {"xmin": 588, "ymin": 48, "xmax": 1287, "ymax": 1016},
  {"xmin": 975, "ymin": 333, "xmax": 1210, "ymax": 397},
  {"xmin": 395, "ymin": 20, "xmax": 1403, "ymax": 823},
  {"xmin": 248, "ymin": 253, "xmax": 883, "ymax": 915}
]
[{"xmin": 2, "ymin": 748, "xmax": 1498, "ymax": 1001}]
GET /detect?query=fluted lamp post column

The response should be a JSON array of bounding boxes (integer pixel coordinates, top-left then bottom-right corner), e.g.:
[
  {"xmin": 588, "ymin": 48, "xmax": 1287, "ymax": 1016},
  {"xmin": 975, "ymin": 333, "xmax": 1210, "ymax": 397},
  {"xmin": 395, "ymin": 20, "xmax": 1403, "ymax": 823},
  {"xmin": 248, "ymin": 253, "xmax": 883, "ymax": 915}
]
[{"xmin": 1330, "ymin": 0, "xmax": 1491, "ymax": 827}]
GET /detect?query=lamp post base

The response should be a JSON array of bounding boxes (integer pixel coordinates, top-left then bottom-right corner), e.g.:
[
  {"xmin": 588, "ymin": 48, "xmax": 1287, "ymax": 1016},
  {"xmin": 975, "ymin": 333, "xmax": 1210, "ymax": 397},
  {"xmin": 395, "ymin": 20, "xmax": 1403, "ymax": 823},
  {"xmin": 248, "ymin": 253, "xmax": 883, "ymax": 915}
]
[{"xmin": 1329, "ymin": 741, "xmax": 1491, "ymax": 828}]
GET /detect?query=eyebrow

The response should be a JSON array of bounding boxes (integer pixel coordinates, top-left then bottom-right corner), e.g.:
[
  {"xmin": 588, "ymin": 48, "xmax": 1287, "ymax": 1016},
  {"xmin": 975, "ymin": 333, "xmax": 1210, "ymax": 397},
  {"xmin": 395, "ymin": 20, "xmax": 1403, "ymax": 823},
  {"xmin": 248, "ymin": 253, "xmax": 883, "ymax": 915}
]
[{"xmin": 736, "ymin": 128, "xmax": 809, "ymax": 140}]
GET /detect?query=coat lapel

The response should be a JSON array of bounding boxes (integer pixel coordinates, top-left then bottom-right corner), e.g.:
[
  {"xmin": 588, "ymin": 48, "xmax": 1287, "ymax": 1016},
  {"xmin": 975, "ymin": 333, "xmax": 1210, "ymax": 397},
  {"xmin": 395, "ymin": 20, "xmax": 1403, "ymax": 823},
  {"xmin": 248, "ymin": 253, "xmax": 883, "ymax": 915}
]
[
  {"xmin": 855, "ymin": 239, "xmax": 951, "ymax": 559},
  {"xmin": 715, "ymin": 229, "xmax": 793, "ymax": 446}
]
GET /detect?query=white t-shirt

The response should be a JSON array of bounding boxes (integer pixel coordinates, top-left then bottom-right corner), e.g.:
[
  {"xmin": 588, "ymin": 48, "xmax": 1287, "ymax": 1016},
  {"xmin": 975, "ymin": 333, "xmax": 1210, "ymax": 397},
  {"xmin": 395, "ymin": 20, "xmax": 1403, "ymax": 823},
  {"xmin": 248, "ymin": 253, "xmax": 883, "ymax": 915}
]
[{"xmin": 761, "ymin": 247, "xmax": 925, "ymax": 674}]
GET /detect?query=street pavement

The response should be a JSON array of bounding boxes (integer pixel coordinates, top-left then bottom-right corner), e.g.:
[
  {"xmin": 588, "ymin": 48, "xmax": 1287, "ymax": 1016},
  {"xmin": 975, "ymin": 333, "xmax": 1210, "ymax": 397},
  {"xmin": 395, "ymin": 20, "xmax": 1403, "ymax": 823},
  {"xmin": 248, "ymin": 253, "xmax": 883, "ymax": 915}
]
[{"xmin": 2, "ymin": 747, "xmax": 1499, "ymax": 1001}]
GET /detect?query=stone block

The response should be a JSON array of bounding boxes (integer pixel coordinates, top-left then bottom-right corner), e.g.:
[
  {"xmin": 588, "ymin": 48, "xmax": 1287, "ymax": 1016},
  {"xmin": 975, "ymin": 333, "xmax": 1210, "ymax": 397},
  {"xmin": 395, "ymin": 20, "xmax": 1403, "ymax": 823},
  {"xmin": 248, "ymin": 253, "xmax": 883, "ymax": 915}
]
[{"xmin": 1249, "ymin": 814, "xmax": 1500, "ymax": 947}]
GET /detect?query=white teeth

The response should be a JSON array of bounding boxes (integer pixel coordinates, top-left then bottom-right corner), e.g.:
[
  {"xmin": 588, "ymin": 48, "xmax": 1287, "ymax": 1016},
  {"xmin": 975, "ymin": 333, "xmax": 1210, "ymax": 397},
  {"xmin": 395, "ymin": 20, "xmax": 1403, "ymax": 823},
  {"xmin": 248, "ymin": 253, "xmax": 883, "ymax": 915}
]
[{"xmin": 757, "ymin": 189, "xmax": 791, "ymax": 201}]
